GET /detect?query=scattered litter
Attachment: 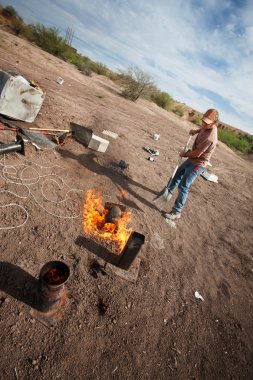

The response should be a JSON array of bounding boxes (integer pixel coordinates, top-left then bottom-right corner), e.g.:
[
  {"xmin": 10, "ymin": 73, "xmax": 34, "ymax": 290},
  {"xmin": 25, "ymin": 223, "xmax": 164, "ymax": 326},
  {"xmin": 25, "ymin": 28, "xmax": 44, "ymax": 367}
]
[
  {"xmin": 112, "ymin": 366, "xmax": 118, "ymax": 374},
  {"xmin": 153, "ymin": 133, "xmax": 160, "ymax": 141},
  {"xmin": 98, "ymin": 297, "xmax": 108, "ymax": 315},
  {"xmin": 89, "ymin": 261, "xmax": 107, "ymax": 278},
  {"xmin": 102, "ymin": 130, "xmax": 118, "ymax": 139},
  {"xmin": 207, "ymin": 162, "xmax": 213, "ymax": 167},
  {"xmin": 148, "ymin": 156, "xmax": 154, "ymax": 161},
  {"xmin": 163, "ymin": 318, "xmax": 168, "ymax": 324},
  {"xmin": 165, "ymin": 218, "xmax": 176, "ymax": 228},
  {"xmin": 201, "ymin": 170, "xmax": 218, "ymax": 183},
  {"xmin": 14, "ymin": 367, "xmax": 18, "ymax": 380},
  {"xmin": 151, "ymin": 232, "xmax": 165, "ymax": 250},
  {"xmin": 56, "ymin": 77, "xmax": 64, "ymax": 85},
  {"xmin": 143, "ymin": 146, "xmax": 159, "ymax": 156},
  {"xmin": 118, "ymin": 160, "xmax": 129, "ymax": 169},
  {"xmin": 194, "ymin": 291, "xmax": 204, "ymax": 301}
]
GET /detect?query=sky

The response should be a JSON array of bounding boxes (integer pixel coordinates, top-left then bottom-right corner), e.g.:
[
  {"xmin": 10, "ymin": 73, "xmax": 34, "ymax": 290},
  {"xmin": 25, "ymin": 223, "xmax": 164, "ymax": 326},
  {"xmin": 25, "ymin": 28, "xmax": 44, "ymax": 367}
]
[{"xmin": 1, "ymin": 0, "xmax": 253, "ymax": 134}]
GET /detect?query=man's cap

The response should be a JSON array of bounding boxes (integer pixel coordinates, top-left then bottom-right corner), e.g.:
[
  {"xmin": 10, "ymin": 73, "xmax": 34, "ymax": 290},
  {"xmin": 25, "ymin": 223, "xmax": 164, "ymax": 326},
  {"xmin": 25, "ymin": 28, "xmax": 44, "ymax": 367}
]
[{"xmin": 202, "ymin": 109, "xmax": 219, "ymax": 124}]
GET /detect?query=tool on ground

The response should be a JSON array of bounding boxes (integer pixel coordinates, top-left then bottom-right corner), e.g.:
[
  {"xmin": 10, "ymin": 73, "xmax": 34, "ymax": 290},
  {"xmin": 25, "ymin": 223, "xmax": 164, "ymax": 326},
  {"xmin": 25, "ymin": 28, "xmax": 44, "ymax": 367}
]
[
  {"xmin": 152, "ymin": 135, "xmax": 192, "ymax": 210},
  {"xmin": 0, "ymin": 134, "xmax": 25, "ymax": 156},
  {"xmin": 0, "ymin": 118, "xmax": 68, "ymax": 146},
  {"xmin": 30, "ymin": 123, "xmax": 93, "ymax": 146}
]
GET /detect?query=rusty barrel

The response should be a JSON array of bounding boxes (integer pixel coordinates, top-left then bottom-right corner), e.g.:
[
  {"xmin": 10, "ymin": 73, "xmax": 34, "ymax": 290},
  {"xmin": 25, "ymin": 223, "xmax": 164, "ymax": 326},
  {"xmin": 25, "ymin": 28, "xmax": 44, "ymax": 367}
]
[{"xmin": 38, "ymin": 261, "xmax": 70, "ymax": 312}]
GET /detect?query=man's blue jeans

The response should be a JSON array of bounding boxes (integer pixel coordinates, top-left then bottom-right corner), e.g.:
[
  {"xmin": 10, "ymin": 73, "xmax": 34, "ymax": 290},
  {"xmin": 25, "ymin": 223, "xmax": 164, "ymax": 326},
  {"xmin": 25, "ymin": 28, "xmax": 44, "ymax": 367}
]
[{"xmin": 167, "ymin": 160, "xmax": 205, "ymax": 214}]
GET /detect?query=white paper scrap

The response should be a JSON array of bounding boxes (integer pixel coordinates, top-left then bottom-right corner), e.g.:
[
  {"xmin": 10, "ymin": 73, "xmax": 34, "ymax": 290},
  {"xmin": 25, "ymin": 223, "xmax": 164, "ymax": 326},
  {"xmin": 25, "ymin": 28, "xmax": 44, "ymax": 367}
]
[
  {"xmin": 102, "ymin": 130, "xmax": 118, "ymax": 139},
  {"xmin": 194, "ymin": 291, "xmax": 204, "ymax": 301}
]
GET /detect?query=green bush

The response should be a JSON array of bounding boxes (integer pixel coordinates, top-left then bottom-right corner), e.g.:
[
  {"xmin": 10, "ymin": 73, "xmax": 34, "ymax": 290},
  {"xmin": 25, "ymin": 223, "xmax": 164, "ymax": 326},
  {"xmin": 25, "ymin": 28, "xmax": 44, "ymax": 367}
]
[
  {"xmin": 151, "ymin": 91, "xmax": 173, "ymax": 110},
  {"xmin": 119, "ymin": 66, "xmax": 154, "ymax": 101},
  {"xmin": 11, "ymin": 19, "xmax": 23, "ymax": 35},
  {"xmin": 90, "ymin": 62, "xmax": 108, "ymax": 76},
  {"xmin": 193, "ymin": 115, "xmax": 202, "ymax": 126},
  {"xmin": 173, "ymin": 105, "xmax": 184, "ymax": 117},
  {"xmin": 3, "ymin": 5, "xmax": 19, "ymax": 18},
  {"xmin": 30, "ymin": 23, "xmax": 66, "ymax": 57},
  {"xmin": 73, "ymin": 57, "xmax": 92, "ymax": 76},
  {"xmin": 218, "ymin": 128, "xmax": 253, "ymax": 154},
  {"xmin": 19, "ymin": 24, "xmax": 34, "ymax": 40}
]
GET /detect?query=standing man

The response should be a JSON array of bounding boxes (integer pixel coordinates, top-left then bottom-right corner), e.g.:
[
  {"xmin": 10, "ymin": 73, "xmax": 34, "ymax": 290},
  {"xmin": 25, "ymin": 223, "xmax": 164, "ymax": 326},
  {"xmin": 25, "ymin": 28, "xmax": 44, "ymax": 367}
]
[{"xmin": 165, "ymin": 108, "xmax": 218, "ymax": 221}]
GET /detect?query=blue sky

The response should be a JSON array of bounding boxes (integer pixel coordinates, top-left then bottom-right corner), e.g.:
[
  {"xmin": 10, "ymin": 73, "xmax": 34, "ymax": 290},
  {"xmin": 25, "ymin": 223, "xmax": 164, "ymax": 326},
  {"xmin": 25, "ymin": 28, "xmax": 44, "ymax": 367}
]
[{"xmin": 2, "ymin": 0, "xmax": 253, "ymax": 134}]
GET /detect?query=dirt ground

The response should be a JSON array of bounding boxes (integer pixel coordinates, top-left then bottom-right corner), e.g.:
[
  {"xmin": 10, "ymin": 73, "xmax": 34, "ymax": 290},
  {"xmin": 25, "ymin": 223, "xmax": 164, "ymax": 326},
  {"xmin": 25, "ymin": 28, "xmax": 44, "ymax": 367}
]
[{"xmin": 0, "ymin": 29, "xmax": 252, "ymax": 380}]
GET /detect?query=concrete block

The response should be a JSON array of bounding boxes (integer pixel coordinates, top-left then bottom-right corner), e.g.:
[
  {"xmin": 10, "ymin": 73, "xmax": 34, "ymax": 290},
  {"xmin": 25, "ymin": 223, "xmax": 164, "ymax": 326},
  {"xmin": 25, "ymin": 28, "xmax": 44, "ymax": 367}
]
[{"xmin": 88, "ymin": 134, "xmax": 109, "ymax": 152}]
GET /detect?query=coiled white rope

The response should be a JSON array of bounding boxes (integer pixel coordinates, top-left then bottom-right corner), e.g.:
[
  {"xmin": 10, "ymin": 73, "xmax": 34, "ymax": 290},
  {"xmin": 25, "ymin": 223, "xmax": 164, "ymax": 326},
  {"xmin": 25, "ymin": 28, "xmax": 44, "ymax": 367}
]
[{"xmin": 0, "ymin": 152, "xmax": 84, "ymax": 230}]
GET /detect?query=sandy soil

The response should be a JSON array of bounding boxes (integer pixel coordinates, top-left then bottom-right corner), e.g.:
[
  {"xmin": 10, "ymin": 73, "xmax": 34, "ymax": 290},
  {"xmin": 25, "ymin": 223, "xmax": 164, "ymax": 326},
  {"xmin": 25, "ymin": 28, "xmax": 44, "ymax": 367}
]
[{"xmin": 0, "ymin": 29, "xmax": 253, "ymax": 380}]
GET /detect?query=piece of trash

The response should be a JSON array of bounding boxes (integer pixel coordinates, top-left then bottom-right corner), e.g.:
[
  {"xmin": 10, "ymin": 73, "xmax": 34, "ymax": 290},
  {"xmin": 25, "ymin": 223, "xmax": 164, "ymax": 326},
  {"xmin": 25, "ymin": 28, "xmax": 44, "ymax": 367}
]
[
  {"xmin": 56, "ymin": 77, "xmax": 64, "ymax": 85},
  {"xmin": 98, "ymin": 297, "xmax": 108, "ymax": 315},
  {"xmin": 207, "ymin": 162, "xmax": 213, "ymax": 167},
  {"xmin": 89, "ymin": 261, "xmax": 107, "ymax": 278},
  {"xmin": 201, "ymin": 170, "xmax": 218, "ymax": 183},
  {"xmin": 165, "ymin": 218, "xmax": 176, "ymax": 228},
  {"xmin": 0, "ymin": 70, "xmax": 45, "ymax": 122},
  {"xmin": 102, "ymin": 130, "xmax": 118, "ymax": 139},
  {"xmin": 151, "ymin": 232, "xmax": 165, "ymax": 250},
  {"xmin": 143, "ymin": 146, "xmax": 159, "ymax": 156},
  {"xmin": 112, "ymin": 366, "xmax": 118, "ymax": 374},
  {"xmin": 194, "ymin": 291, "xmax": 204, "ymax": 301},
  {"xmin": 153, "ymin": 133, "xmax": 160, "ymax": 141},
  {"xmin": 118, "ymin": 160, "xmax": 129, "ymax": 169},
  {"xmin": 148, "ymin": 156, "xmax": 154, "ymax": 161}
]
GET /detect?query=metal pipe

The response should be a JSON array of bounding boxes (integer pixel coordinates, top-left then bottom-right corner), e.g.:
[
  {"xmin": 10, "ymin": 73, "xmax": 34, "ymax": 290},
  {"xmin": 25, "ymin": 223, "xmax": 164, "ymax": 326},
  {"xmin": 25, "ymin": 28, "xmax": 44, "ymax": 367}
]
[{"xmin": 0, "ymin": 135, "xmax": 25, "ymax": 156}]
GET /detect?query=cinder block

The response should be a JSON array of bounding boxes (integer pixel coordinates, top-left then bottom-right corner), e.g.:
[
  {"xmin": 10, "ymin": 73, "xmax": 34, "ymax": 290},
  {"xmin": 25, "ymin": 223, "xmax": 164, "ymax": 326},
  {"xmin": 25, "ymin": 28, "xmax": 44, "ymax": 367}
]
[{"xmin": 88, "ymin": 134, "xmax": 109, "ymax": 152}]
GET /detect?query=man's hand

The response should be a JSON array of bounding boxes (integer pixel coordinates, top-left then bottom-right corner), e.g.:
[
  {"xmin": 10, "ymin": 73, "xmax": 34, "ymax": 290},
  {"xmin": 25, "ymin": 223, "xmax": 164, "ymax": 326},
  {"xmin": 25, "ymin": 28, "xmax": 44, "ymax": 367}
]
[{"xmin": 189, "ymin": 129, "xmax": 199, "ymax": 136}]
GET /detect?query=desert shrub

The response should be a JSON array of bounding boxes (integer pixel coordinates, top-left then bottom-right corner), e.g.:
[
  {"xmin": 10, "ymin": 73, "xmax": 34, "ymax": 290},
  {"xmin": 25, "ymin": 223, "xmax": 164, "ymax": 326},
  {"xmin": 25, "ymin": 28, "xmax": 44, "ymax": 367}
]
[
  {"xmin": 218, "ymin": 128, "xmax": 253, "ymax": 154},
  {"xmin": 11, "ymin": 19, "xmax": 23, "ymax": 35},
  {"xmin": 3, "ymin": 5, "xmax": 19, "ymax": 18},
  {"xmin": 90, "ymin": 62, "xmax": 108, "ymax": 76},
  {"xmin": 74, "ymin": 58, "xmax": 92, "ymax": 76},
  {"xmin": 19, "ymin": 24, "xmax": 34, "ymax": 40},
  {"xmin": 193, "ymin": 115, "xmax": 202, "ymax": 126},
  {"xmin": 151, "ymin": 91, "xmax": 173, "ymax": 110},
  {"xmin": 106, "ymin": 71, "xmax": 119, "ymax": 81},
  {"xmin": 29, "ymin": 23, "xmax": 66, "ymax": 57},
  {"xmin": 173, "ymin": 105, "xmax": 184, "ymax": 117},
  {"xmin": 118, "ymin": 66, "xmax": 154, "ymax": 101}
]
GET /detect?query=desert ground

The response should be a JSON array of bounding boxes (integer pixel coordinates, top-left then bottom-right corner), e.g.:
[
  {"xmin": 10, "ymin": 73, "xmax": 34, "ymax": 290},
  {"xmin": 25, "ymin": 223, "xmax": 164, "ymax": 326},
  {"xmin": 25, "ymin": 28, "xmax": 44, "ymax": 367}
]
[{"xmin": 0, "ymin": 29, "xmax": 252, "ymax": 379}]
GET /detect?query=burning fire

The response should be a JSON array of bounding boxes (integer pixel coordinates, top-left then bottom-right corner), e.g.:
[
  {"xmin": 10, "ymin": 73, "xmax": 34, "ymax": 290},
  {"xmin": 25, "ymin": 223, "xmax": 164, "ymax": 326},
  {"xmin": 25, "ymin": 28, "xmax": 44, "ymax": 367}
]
[
  {"xmin": 83, "ymin": 189, "xmax": 132, "ymax": 253},
  {"xmin": 44, "ymin": 268, "xmax": 67, "ymax": 285}
]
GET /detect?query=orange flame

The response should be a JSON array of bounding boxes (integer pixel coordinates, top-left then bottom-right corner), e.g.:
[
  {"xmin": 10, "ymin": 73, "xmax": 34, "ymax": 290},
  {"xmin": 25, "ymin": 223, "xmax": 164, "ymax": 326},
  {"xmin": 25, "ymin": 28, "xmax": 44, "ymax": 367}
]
[{"xmin": 83, "ymin": 189, "xmax": 132, "ymax": 253}]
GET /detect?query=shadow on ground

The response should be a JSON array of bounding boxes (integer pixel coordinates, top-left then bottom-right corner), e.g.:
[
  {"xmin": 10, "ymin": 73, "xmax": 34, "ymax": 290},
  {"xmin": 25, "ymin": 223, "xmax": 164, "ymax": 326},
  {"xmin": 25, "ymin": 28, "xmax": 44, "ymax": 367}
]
[
  {"xmin": 0, "ymin": 262, "xmax": 38, "ymax": 309},
  {"xmin": 57, "ymin": 148, "xmax": 158, "ymax": 212}
]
